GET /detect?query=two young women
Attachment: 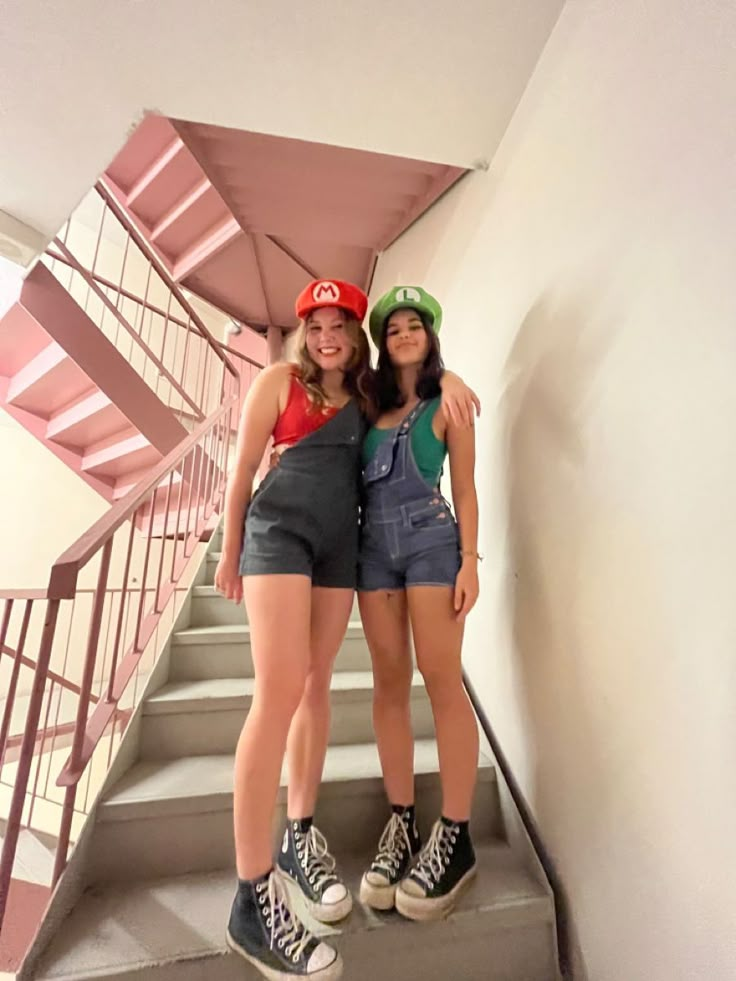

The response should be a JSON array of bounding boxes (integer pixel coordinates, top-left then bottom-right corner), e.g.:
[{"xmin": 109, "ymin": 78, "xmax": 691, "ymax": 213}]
[{"xmin": 215, "ymin": 279, "xmax": 480, "ymax": 981}]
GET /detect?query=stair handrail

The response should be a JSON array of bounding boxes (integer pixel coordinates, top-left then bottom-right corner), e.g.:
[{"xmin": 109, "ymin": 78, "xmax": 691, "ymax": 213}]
[
  {"xmin": 48, "ymin": 236, "xmax": 209, "ymax": 420},
  {"xmin": 47, "ymin": 400, "xmax": 231, "ymax": 600},
  {"xmin": 96, "ymin": 178, "xmax": 240, "ymax": 393},
  {"xmin": 44, "ymin": 179, "xmax": 241, "ymax": 422},
  {"xmin": 45, "ymin": 243, "xmax": 265, "ymax": 374},
  {"xmin": 463, "ymin": 674, "xmax": 570, "ymax": 978},
  {"xmin": 0, "ymin": 395, "xmax": 239, "ymax": 933}
]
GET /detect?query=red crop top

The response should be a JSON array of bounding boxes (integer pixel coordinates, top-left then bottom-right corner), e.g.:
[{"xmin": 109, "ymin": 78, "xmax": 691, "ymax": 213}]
[{"xmin": 272, "ymin": 373, "xmax": 339, "ymax": 448}]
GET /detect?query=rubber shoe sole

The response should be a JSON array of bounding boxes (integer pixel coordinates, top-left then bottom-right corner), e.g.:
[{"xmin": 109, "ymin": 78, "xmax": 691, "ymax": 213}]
[
  {"xmin": 279, "ymin": 867, "xmax": 354, "ymax": 923},
  {"xmin": 359, "ymin": 872, "xmax": 399, "ymax": 911},
  {"xmin": 226, "ymin": 929, "xmax": 343, "ymax": 981},
  {"xmin": 395, "ymin": 863, "xmax": 477, "ymax": 922}
]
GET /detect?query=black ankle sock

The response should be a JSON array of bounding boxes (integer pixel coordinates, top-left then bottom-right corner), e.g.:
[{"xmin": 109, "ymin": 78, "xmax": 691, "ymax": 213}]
[
  {"xmin": 441, "ymin": 815, "xmax": 470, "ymax": 834},
  {"xmin": 288, "ymin": 815, "xmax": 313, "ymax": 833},
  {"xmin": 237, "ymin": 868, "xmax": 272, "ymax": 893}
]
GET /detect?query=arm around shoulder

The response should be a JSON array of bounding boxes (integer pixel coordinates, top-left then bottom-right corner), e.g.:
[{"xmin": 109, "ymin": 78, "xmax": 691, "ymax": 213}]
[{"xmin": 439, "ymin": 370, "xmax": 481, "ymax": 428}]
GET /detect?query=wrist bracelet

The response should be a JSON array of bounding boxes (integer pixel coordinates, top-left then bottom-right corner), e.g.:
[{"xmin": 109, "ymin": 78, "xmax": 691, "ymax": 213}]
[{"xmin": 461, "ymin": 550, "xmax": 483, "ymax": 561}]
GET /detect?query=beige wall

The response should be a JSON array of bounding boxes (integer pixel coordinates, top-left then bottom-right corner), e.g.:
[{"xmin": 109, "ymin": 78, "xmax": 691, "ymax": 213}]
[
  {"xmin": 1, "ymin": 412, "xmax": 107, "ymax": 590},
  {"xmin": 0, "ymin": 406, "xmax": 107, "ymax": 711},
  {"xmin": 370, "ymin": 2, "xmax": 736, "ymax": 979}
]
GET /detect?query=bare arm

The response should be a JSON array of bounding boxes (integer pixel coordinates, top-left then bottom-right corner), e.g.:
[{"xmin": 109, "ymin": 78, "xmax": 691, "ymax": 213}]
[
  {"xmin": 446, "ymin": 416, "xmax": 480, "ymax": 622},
  {"xmin": 215, "ymin": 363, "xmax": 291, "ymax": 601},
  {"xmin": 439, "ymin": 370, "xmax": 481, "ymax": 428}
]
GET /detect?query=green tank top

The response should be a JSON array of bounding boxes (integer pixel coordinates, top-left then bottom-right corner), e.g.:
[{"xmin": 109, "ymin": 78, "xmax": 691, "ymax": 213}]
[{"xmin": 362, "ymin": 397, "xmax": 446, "ymax": 487}]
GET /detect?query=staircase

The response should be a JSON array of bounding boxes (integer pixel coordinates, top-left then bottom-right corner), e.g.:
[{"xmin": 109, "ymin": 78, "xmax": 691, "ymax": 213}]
[
  {"xmin": 1, "ymin": 138, "xmax": 558, "ymax": 981},
  {"xmin": 0, "ymin": 183, "xmax": 248, "ymax": 506},
  {"xmin": 0, "ymin": 261, "xmax": 185, "ymax": 501},
  {"xmin": 23, "ymin": 526, "xmax": 559, "ymax": 981}
]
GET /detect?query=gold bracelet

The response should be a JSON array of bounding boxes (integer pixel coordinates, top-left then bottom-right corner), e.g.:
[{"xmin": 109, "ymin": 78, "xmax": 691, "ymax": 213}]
[{"xmin": 461, "ymin": 550, "xmax": 483, "ymax": 561}]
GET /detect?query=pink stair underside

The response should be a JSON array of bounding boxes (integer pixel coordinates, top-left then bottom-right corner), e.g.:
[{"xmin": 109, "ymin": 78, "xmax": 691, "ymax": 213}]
[
  {"xmin": 105, "ymin": 114, "xmax": 465, "ymax": 332},
  {"xmin": 0, "ymin": 264, "xmax": 190, "ymax": 503}
]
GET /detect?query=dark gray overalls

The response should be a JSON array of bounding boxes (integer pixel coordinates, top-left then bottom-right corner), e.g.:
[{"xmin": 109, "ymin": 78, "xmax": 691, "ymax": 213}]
[
  {"xmin": 239, "ymin": 399, "xmax": 365, "ymax": 588},
  {"xmin": 358, "ymin": 401, "xmax": 461, "ymax": 591}
]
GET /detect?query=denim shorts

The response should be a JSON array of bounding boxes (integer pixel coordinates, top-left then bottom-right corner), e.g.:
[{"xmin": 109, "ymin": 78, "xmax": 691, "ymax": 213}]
[
  {"xmin": 238, "ymin": 399, "xmax": 362, "ymax": 590},
  {"xmin": 240, "ymin": 510, "xmax": 358, "ymax": 588},
  {"xmin": 358, "ymin": 495, "xmax": 461, "ymax": 591}
]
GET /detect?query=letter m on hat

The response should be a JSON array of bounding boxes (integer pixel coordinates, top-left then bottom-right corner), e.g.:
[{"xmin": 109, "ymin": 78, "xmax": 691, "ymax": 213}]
[{"xmin": 313, "ymin": 281, "xmax": 340, "ymax": 302}]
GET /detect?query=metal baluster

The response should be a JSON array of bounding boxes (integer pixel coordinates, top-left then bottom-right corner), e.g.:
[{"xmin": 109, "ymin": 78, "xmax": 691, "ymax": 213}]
[
  {"xmin": 153, "ymin": 472, "xmax": 175, "ymax": 613},
  {"xmin": 53, "ymin": 541, "xmax": 112, "ymax": 885},
  {"xmin": 0, "ymin": 598, "xmax": 60, "ymax": 930}
]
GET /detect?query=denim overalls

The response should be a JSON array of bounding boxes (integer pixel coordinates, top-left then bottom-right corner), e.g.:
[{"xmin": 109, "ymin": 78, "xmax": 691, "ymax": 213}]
[
  {"xmin": 240, "ymin": 399, "xmax": 365, "ymax": 588},
  {"xmin": 358, "ymin": 401, "xmax": 461, "ymax": 591}
]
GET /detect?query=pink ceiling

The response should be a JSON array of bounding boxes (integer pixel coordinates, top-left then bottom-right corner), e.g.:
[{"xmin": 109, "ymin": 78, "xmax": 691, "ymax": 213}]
[{"xmin": 105, "ymin": 115, "xmax": 465, "ymax": 332}]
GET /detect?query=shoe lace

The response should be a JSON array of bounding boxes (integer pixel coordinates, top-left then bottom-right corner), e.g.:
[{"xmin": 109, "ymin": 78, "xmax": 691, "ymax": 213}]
[
  {"xmin": 412, "ymin": 821, "xmax": 456, "ymax": 890},
  {"xmin": 372, "ymin": 813, "xmax": 411, "ymax": 874},
  {"xmin": 301, "ymin": 825, "xmax": 338, "ymax": 891},
  {"xmin": 260, "ymin": 871, "xmax": 312, "ymax": 962}
]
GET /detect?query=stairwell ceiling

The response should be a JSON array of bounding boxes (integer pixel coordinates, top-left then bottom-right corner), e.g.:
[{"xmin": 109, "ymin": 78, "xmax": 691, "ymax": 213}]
[
  {"xmin": 0, "ymin": 0, "xmax": 566, "ymax": 253},
  {"xmin": 105, "ymin": 116, "xmax": 467, "ymax": 331}
]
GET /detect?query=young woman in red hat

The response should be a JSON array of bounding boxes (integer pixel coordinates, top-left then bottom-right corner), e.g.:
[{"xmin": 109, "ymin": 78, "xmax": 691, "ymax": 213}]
[
  {"xmin": 215, "ymin": 279, "xmax": 477, "ymax": 980},
  {"xmin": 357, "ymin": 286, "xmax": 480, "ymax": 923}
]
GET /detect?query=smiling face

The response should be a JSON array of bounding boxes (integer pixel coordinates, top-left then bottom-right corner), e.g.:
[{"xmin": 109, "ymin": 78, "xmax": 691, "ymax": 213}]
[
  {"xmin": 303, "ymin": 307, "xmax": 354, "ymax": 372},
  {"xmin": 384, "ymin": 308, "xmax": 431, "ymax": 367}
]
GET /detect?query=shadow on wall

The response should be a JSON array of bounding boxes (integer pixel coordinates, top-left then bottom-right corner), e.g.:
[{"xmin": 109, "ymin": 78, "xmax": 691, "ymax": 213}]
[{"xmin": 500, "ymin": 289, "xmax": 619, "ymax": 981}]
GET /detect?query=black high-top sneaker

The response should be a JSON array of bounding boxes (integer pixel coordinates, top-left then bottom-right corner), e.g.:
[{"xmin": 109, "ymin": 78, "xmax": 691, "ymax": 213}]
[
  {"xmin": 226, "ymin": 868, "xmax": 342, "ymax": 980},
  {"xmin": 395, "ymin": 817, "xmax": 477, "ymax": 921},
  {"xmin": 359, "ymin": 805, "xmax": 422, "ymax": 910},
  {"xmin": 277, "ymin": 818, "xmax": 352, "ymax": 923}
]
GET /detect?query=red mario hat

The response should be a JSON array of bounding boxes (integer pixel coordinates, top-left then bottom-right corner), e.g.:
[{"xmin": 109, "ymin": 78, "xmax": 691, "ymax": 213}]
[{"xmin": 295, "ymin": 279, "xmax": 368, "ymax": 322}]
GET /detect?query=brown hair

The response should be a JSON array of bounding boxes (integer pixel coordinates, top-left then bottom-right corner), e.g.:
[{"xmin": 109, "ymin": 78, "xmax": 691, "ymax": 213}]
[
  {"xmin": 294, "ymin": 311, "xmax": 375, "ymax": 417},
  {"xmin": 374, "ymin": 310, "xmax": 444, "ymax": 411}
]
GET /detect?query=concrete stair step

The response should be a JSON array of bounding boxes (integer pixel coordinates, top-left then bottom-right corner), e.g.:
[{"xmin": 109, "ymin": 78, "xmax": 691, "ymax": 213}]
[
  {"xmin": 140, "ymin": 673, "xmax": 433, "ymax": 757},
  {"xmin": 0, "ymin": 829, "xmax": 54, "ymax": 888},
  {"xmin": 86, "ymin": 743, "xmax": 502, "ymax": 883},
  {"xmin": 190, "ymin": 584, "xmax": 248, "ymax": 626},
  {"xmin": 169, "ymin": 622, "xmax": 372, "ymax": 680},
  {"xmin": 191, "ymin": 581, "xmax": 362, "ymax": 626},
  {"xmin": 32, "ymin": 843, "xmax": 557, "ymax": 981}
]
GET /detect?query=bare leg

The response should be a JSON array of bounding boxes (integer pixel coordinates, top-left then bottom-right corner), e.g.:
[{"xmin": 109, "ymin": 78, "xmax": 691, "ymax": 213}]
[
  {"xmin": 286, "ymin": 587, "xmax": 354, "ymax": 818},
  {"xmin": 233, "ymin": 574, "xmax": 311, "ymax": 879},
  {"xmin": 407, "ymin": 586, "xmax": 478, "ymax": 821},
  {"xmin": 359, "ymin": 589, "xmax": 414, "ymax": 806}
]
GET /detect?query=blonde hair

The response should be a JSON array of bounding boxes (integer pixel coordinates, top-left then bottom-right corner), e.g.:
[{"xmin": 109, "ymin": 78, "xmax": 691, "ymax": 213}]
[{"xmin": 295, "ymin": 311, "xmax": 374, "ymax": 416}]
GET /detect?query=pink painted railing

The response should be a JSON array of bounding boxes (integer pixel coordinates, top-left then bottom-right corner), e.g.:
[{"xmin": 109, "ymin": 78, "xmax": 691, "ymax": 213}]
[
  {"xmin": 0, "ymin": 394, "xmax": 243, "ymax": 936},
  {"xmin": 43, "ymin": 181, "xmax": 239, "ymax": 423}
]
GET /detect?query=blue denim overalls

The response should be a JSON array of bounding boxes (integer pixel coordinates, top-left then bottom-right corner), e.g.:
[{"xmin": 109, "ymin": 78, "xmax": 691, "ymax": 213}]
[{"xmin": 358, "ymin": 401, "xmax": 460, "ymax": 591}]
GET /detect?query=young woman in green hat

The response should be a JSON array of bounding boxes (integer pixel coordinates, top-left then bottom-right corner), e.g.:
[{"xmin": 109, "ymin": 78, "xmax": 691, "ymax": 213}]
[{"xmin": 357, "ymin": 286, "xmax": 481, "ymax": 921}]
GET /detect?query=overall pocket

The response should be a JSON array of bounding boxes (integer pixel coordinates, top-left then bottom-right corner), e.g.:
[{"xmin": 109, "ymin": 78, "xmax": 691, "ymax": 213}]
[{"xmin": 407, "ymin": 499, "xmax": 455, "ymax": 532}]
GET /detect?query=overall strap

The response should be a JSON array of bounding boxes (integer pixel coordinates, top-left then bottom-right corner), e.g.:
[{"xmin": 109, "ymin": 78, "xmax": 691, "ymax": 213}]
[
  {"xmin": 363, "ymin": 400, "xmax": 433, "ymax": 488},
  {"xmin": 395, "ymin": 400, "xmax": 432, "ymax": 440}
]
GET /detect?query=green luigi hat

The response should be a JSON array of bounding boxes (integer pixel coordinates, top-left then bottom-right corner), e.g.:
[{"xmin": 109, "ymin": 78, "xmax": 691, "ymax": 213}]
[{"xmin": 369, "ymin": 286, "xmax": 443, "ymax": 347}]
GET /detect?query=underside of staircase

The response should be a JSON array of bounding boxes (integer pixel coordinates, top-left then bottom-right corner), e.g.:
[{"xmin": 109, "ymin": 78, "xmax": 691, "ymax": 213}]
[
  {"xmin": 21, "ymin": 528, "xmax": 559, "ymax": 981},
  {"xmin": 102, "ymin": 114, "xmax": 466, "ymax": 334},
  {"xmin": 0, "ymin": 261, "xmax": 187, "ymax": 502}
]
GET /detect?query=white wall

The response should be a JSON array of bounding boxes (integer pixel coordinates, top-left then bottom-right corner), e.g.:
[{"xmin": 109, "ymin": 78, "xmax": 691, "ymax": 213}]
[
  {"xmin": 370, "ymin": 2, "xmax": 736, "ymax": 979},
  {"xmin": 0, "ymin": 0, "xmax": 564, "ymax": 243},
  {"xmin": 0, "ymin": 412, "xmax": 106, "ymax": 590}
]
